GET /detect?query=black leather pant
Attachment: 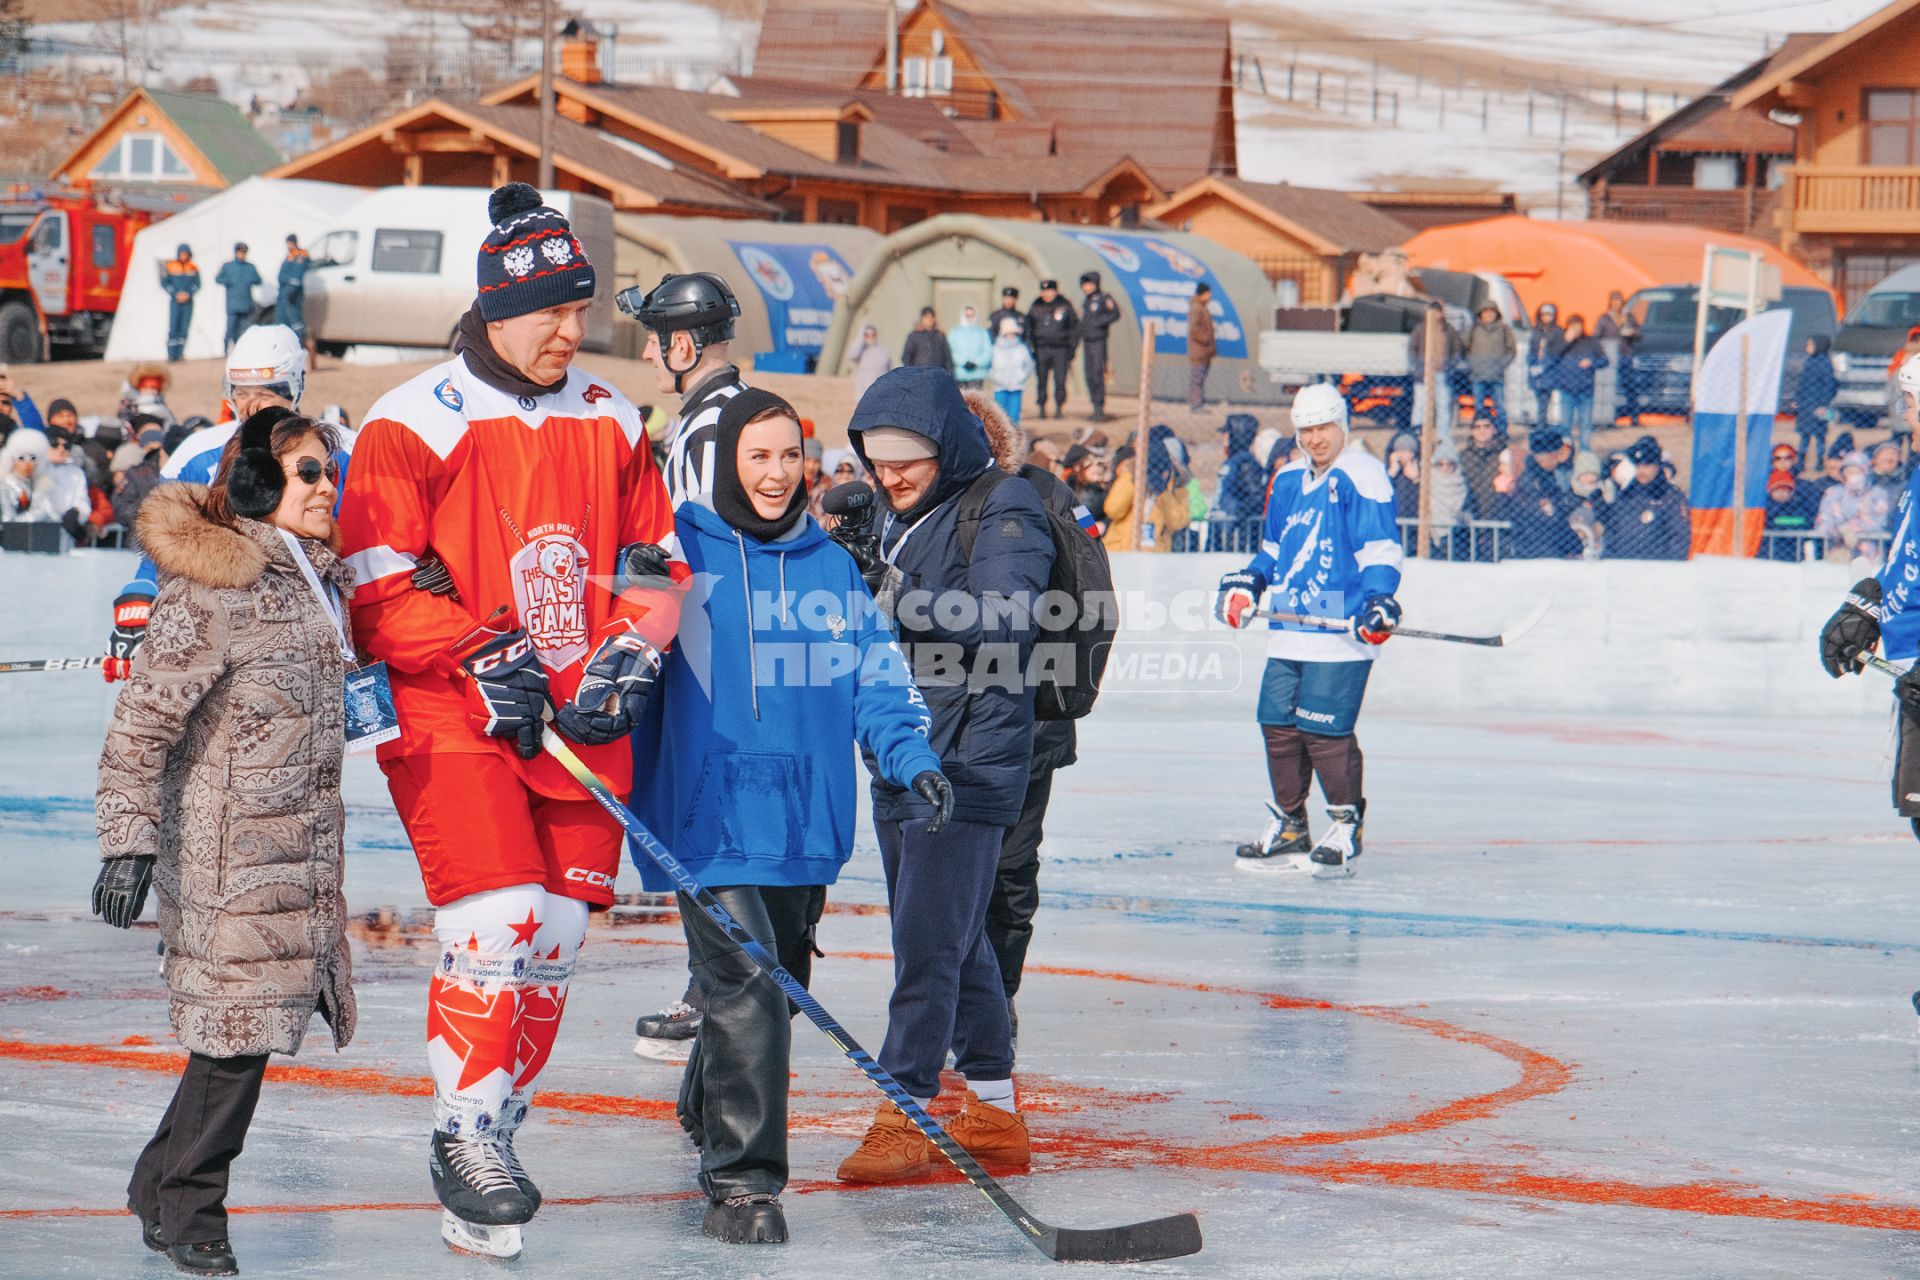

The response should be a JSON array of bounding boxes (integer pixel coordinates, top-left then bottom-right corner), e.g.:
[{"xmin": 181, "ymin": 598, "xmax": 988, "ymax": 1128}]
[
  {"xmin": 986, "ymin": 768, "xmax": 1053, "ymax": 1000},
  {"xmin": 676, "ymin": 884, "xmax": 826, "ymax": 1199},
  {"xmin": 128, "ymin": 1052, "xmax": 269, "ymax": 1245}
]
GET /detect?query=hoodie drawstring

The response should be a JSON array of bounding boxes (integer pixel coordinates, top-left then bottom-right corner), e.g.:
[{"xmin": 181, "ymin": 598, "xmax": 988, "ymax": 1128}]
[{"xmin": 734, "ymin": 532, "xmax": 760, "ymax": 721}]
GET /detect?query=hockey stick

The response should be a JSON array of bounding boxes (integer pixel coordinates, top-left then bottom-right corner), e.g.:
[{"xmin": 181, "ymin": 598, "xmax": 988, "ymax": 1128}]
[
  {"xmin": 1254, "ymin": 593, "xmax": 1552, "ymax": 648},
  {"xmin": 0, "ymin": 656, "xmax": 106, "ymax": 674},
  {"xmin": 540, "ymin": 729, "xmax": 1202, "ymax": 1264}
]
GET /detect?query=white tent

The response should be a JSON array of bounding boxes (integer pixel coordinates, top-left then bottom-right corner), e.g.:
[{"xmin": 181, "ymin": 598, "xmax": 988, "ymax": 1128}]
[{"xmin": 105, "ymin": 178, "xmax": 367, "ymax": 363}]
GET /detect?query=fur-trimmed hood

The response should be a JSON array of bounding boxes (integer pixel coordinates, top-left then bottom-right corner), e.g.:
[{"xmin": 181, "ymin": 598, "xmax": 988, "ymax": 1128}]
[
  {"xmin": 965, "ymin": 389, "xmax": 1025, "ymax": 477},
  {"xmin": 137, "ymin": 483, "xmax": 352, "ymax": 596}
]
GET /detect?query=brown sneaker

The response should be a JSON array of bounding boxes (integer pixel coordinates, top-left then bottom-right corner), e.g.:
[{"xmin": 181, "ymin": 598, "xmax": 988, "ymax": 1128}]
[
  {"xmin": 836, "ymin": 1103, "xmax": 933, "ymax": 1183},
  {"xmin": 946, "ymin": 1092, "xmax": 1030, "ymax": 1168}
]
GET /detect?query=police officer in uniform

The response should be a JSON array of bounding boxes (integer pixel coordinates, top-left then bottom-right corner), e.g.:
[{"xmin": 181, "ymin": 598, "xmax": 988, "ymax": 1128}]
[
  {"xmin": 988, "ymin": 286, "xmax": 1027, "ymax": 352},
  {"xmin": 1078, "ymin": 271, "xmax": 1121, "ymax": 423},
  {"xmin": 1027, "ymin": 280, "xmax": 1078, "ymax": 420}
]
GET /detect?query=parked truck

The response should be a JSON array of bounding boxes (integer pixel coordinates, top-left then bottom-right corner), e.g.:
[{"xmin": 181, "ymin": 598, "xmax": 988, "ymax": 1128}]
[
  {"xmin": 1829, "ymin": 264, "xmax": 1920, "ymax": 430},
  {"xmin": 0, "ymin": 193, "xmax": 153, "ymax": 362}
]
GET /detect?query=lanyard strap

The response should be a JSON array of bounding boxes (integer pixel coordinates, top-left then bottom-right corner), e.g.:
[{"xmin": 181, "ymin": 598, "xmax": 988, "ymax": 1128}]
[
  {"xmin": 880, "ymin": 505, "xmax": 942, "ymax": 566},
  {"xmin": 278, "ymin": 529, "xmax": 355, "ymax": 664}
]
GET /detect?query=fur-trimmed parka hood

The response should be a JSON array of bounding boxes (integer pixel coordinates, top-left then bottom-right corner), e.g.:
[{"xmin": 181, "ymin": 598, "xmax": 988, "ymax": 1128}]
[
  {"xmin": 965, "ymin": 389, "xmax": 1026, "ymax": 477},
  {"xmin": 137, "ymin": 483, "xmax": 352, "ymax": 596}
]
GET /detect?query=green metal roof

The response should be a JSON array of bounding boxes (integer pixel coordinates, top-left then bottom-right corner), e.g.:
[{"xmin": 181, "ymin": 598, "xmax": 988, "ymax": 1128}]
[{"xmin": 144, "ymin": 89, "xmax": 282, "ymax": 183}]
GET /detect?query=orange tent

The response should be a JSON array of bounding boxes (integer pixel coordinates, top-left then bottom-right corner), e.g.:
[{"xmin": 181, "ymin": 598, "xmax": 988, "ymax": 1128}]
[{"xmin": 1401, "ymin": 216, "xmax": 1833, "ymax": 320}]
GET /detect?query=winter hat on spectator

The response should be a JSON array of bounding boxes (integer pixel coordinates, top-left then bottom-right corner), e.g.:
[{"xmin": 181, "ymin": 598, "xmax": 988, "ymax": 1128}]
[
  {"xmin": 860, "ymin": 426, "xmax": 939, "ymax": 462},
  {"xmin": 1, "ymin": 427, "xmax": 49, "ymax": 471},
  {"xmin": 136, "ymin": 423, "xmax": 167, "ymax": 448},
  {"xmin": 1250, "ymin": 425, "xmax": 1283, "ymax": 469},
  {"xmin": 476, "ymin": 183, "xmax": 595, "ymax": 322},
  {"xmin": 1388, "ymin": 431, "xmax": 1418, "ymax": 456},
  {"xmin": 803, "ymin": 437, "xmax": 823, "ymax": 461},
  {"xmin": 1433, "ymin": 440, "xmax": 1461, "ymax": 467},
  {"xmin": 1626, "ymin": 436, "xmax": 1662, "ymax": 466},
  {"xmin": 1832, "ymin": 431, "xmax": 1856, "ymax": 457},
  {"xmin": 45, "ymin": 398, "xmax": 76, "ymax": 423},
  {"xmin": 1767, "ymin": 469, "xmax": 1797, "ymax": 497},
  {"xmin": 93, "ymin": 417, "xmax": 122, "ymax": 445},
  {"xmin": 1528, "ymin": 427, "xmax": 1565, "ymax": 454}
]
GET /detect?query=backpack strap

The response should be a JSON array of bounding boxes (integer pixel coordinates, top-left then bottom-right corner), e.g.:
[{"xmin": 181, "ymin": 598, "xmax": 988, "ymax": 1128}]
[{"xmin": 954, "ymin": 466, "xmax": 1011, "ymax": 564}]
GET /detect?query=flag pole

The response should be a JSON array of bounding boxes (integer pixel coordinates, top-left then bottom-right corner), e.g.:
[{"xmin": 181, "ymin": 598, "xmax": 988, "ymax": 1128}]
[{"xmin": 1732, "ymin": 333, "xmax": 1750, "ymax": 555}]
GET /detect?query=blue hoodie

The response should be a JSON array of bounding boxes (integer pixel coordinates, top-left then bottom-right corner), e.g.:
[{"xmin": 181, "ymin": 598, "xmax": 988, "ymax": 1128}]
[{"xmin": 627, "ymin": 501, "xmax": 943, "ymax": 890}]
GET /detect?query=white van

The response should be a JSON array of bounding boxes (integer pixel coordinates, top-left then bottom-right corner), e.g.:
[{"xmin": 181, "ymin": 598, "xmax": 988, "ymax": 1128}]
[{"xmin": 303, "ymin": 186, "xmax": 615, "ymax": 354}]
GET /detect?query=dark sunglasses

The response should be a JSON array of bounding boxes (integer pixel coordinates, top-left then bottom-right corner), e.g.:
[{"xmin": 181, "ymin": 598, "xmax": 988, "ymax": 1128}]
[{"xmin": 289, "ymin": 457, "xmax": 339, "ymax": 485}]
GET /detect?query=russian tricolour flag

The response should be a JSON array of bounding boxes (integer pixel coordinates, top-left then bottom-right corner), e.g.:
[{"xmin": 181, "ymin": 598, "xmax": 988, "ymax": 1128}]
[{"xmin": 1687, "ymin": 309, "xmax": 1793, "ymax": 557}]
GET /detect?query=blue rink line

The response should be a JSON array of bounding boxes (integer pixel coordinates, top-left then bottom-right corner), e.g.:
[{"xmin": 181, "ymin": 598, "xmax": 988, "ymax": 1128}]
[{"xmin": 837, "ymin": 870, "xmax": 1920, "ymax": 955}]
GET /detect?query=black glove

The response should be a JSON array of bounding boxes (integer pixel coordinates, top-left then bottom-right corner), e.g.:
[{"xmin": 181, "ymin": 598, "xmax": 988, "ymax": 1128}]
[
  {"xmin": 1820, "ymin": 577, "xmax": 1882, "ymax": 678},
  {"xmin": 61, "ymin": 507, "xmax": 90, "ymax": 545},
  {"xmin": 410, "ymin": 551, "xmax": 459, "ymax": 599},
  {"xmin": 911, "ymin": 770, "xmax": 954, "ymax": 835},
  {"xmin": 91, "ymin": 854, "xmax": 155, "ymax": 929},
  {"xmin": 460, "ymin": 628, "xmax": 551, "ymax": 760},
  {"xmin": 1353, "ymin": 594, "xmax": 1402, "ymax": 645},
  {"xmin": 104, "ymin": 585, "xmax": 153, "ymax": 683},
  {"xmin": 828, "ymin": 522, "xmax": 891, "ymax": 593},
  {"xmin": 1215, "ymin": 568, "xmax": 1266, "ymax": 629},
  {"xmin": 554, "ymin": 620, "xmax": 661, "ymax": 746},
  {"xmin": 615, "ymin": 541, "xmax": 675, "ymax": 590}
]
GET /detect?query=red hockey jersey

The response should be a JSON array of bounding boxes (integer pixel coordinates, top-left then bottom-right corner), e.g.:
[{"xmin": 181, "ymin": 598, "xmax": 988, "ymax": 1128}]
[{"xmin": 340, "ymin": 354, "xmax": 680, "ymax": 798}]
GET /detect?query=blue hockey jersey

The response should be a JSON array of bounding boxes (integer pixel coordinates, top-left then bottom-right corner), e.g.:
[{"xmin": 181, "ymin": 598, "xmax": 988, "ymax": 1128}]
[
  {"xmin": 1242, "ymin": 443, "xmax": 1403, "ymax": 663},
  {"xmin": 1879, "ymin": 471, "xmax": 1920, "ymax": 660}
]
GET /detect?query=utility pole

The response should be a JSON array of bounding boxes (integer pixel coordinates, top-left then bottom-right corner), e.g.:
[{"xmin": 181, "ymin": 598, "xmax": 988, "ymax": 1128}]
[
  {"xmin": 885, "ymin": 0, "xmax": 898, "ymax": 93},
  {"xmin": 537, "ymin": 0, "xmax": 554, "ymax": 188}
]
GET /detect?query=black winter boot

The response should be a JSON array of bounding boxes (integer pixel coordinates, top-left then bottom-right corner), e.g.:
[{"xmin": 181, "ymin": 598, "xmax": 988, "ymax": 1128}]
[
  {"xmin": 703, "ymin": 1193, "xmax": 788, "ymax": 1244},
  {"xmin": 167, "ymin": 1239, "xmax": 238, "ymax": 1276}
]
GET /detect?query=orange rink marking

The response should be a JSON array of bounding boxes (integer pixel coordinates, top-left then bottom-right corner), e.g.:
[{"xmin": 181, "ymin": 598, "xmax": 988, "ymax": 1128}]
[{"xmin": 3, "ymin": 941, "xmax": 1915, "ymax": 1233}]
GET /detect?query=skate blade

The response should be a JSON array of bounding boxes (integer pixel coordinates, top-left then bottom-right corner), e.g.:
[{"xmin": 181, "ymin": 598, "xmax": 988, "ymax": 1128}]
[
  {"xmin": 442, "ymin": 1210, "xmax": 523, "ymax": 1260},
  {"xmin": 1310, "ymin": 858, "xmax": 1358, "ymax": 880},
  {"xmin": 1235, "ymin": 853, "xmax": 1314, "ymax": 875},
  {"xmin": 632, "ymin": 1036, "xmax": 693, "ymax": 1063}
]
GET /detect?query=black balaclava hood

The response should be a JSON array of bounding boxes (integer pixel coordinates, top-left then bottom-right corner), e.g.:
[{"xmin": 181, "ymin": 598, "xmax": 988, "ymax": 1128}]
[{"xmin": 713, "ymin": 387, "xmax": 808, "ymax": 542}]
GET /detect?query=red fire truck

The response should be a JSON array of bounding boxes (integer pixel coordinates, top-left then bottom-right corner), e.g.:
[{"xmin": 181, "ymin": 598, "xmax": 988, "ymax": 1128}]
[{"xmin": 0, "ymin": 193, "xmax": 153, "ymax": 362}]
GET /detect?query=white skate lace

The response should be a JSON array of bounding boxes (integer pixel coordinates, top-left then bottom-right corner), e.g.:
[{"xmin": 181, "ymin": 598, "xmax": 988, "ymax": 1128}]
[
  {"xmin": 497, "ymin": 1134, "xmax": 532, "ymax": 1186},
  {"xmin": 1314, "ymin": 814, "xmax": 1358, "ymax": 860},
  {"xmin": 447, "ymin": 1137, "xmax": 519, "ymax": 1197}
]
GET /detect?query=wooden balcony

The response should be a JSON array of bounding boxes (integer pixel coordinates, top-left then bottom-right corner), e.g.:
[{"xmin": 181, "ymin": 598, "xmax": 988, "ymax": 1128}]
[
  {"xmin": 1590, "ymin": 186, "xmax": 1761, "ymax": 235},
  {"xmin": 1786, "ymin": 164, "xmax": 1920, "ymax": 234}
]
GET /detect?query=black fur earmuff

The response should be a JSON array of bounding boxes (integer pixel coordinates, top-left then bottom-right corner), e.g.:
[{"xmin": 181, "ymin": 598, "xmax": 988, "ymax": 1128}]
[{"xmin": 227, "ymin": 405, "xmax": 298, "ymax": 519}]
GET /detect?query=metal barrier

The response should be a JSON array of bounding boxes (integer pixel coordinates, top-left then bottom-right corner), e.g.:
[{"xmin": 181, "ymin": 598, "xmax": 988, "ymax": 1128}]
[{"xmin": 1182, "ymin": 515, "xmax": 1514, "ymax": 560}]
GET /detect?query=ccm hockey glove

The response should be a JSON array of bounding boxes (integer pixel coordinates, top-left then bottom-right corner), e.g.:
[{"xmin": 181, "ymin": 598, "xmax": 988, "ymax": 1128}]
[
  {"xmin": 91, "ymin": 854, "xmax": 154, "ymax": 929},
  {"xmin": 1215, "ymin": 568, "xmax": 1266, "ymax": 629},
  {"xmin": 1820, "ymin": 577, "xmax": 1882, "ymax": 678},
  {"xmin": 555, "ymin": 620, "xmax": 662, "ymax": 746},
  {"xmin": 460, "ymin": 627, "xmax": 551, "ymax": 760},
  {"xmin": 103, "ymin": 586, "xmax": 154, "ymax": 682},
  {"xmin": 1353, "ymin": 594, "xmax": 1402, "ymax": 645}
]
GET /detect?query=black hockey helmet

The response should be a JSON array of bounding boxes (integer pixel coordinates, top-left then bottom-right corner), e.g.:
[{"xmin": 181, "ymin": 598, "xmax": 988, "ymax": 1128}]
[
  {"xmin": 617, "ymin": 272, "xmax": 742, "ymax": 392},
  {"xmin": 617, "ymin": 272, "xmax": 740, "ymax": 344}
]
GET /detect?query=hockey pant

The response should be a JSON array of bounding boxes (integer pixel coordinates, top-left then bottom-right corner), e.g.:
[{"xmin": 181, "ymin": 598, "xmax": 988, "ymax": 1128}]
[
  {"xmin": 1257, "ymin": 658, "xmax": 1371, "ymax": 809},
  {"xmin": 427, "ymin": 884, "xmax": 589, "ymax": 1141},
  {"xmin": 1896, "ymin": 708, "xmax": 1920, "ymax": 820}
]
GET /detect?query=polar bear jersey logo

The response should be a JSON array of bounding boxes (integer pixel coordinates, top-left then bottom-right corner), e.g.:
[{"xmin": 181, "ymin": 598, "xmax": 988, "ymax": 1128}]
[{"xmin": 512, "ymin": 531, "xmax": 592, "ymax": 668}]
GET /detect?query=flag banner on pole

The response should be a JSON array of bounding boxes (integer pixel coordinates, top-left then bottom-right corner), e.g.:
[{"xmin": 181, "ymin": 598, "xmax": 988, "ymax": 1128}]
[{"xmin": 1688, "ymin": 308, "xmax": 1792, "ymax": 557}]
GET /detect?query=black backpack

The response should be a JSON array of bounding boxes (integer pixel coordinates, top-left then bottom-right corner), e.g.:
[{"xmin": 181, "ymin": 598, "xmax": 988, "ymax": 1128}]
[{"xmin": 955, "ymin": 464, "xmax": 1117, "ymax": 720}]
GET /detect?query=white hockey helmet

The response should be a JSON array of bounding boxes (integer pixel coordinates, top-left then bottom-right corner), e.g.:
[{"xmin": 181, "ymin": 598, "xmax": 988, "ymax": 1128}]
[
  {"xmin": 1899, "ymin": 350, "xmax": 1920, "ymax": 400},
  {"xmin": 224, "ymin": 324, "xmax": 306, "ymax": 410},
  {"xmin": 1290, "ymin": 382, "xmax": 1349, "ymax": 432}
]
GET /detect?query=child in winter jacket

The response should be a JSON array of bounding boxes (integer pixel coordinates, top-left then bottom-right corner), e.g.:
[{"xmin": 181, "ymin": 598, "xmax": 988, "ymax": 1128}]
[
  {"xmin": 627, "ymin": 387, "xmax": 946, "ymax": 1246},
  {"xmin": 989, "ymin": 318, "xmax": 1035, "ymax": 424}
]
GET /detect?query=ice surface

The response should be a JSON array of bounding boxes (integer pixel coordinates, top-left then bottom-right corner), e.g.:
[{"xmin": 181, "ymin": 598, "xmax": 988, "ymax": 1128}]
[{"xmin": 4, "ymin": 550, "xmax": 1920, "ymax": 1277}]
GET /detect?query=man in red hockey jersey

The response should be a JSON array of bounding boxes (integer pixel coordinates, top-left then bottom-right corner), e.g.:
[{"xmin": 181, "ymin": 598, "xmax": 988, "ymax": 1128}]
[{"xmin": 339, "ymin": 183, "xmax": 681, "ymax": 1253}]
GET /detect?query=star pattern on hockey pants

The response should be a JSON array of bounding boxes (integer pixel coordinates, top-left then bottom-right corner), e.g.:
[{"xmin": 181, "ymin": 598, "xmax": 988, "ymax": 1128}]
[{"xmin": 426, "ymin": 972, "xmax": 519, "ymax": 1093}]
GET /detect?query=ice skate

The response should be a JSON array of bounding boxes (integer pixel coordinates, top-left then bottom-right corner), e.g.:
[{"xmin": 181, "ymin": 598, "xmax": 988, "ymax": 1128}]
[
  {"xmin": 497, "ymin": 1128, "xmax": 541, "ymax": 1212},
  {"xmin": 441, "ymin": 1210, "xmax": 524, "ymax": 1260},
  {"xmin": 428, "ymin": 1131, "xmax": 535, "ymax": 1226},
  {"xmin": 1235, "ymin": 803, "xmax": 1313, "ymax": 873},
  {"xmin": 632, "ymin": 997, "xmax": 701, "ymax": 1062},
  {"xmin": 703, "ymin": 1193, "xmax": 789, "ymax": 1244},
  {"xmin": 1309, "ymin": 804, "xmax": 1363, "ymax": 880}
]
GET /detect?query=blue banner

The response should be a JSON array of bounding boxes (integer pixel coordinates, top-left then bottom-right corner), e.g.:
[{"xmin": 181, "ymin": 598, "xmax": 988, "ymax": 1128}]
[
  {"xmin": 726, "ymin": 241, "xmax": 854, "ymax": 372},
  {"xmin": 1065, "ymin": 231, "xmax": 1247, "ymax": 359}
]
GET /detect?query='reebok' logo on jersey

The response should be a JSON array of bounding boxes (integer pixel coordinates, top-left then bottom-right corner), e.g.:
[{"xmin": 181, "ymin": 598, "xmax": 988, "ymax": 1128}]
[{"xmin": 512, "ymin": 528, "xmax": 591, "ymax": 668}]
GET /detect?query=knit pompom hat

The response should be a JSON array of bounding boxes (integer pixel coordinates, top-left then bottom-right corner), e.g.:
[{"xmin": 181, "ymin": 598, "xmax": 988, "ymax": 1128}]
[{"xmin": 475, "ymin": 183, "xmax": 596, "ymax": 321}]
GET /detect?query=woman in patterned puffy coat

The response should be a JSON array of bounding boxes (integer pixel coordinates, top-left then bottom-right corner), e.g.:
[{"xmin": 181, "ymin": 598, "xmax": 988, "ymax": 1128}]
[{"xmin": 93, "ymin": 407, "xmax": 356, "ymax": 1278}]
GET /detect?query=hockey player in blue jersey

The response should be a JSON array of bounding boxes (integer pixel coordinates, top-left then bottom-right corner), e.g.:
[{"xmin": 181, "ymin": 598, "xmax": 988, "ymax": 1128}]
[
  {"xmin": 1821, "ymin": 350, "xmax": 1920, "ymax": 841},
  {"xmin": 1213, "ymin": 383, "xmax": 1404, "ymax": 877},
  {"xmin": 103, "ymin": 325, "xmax": 349, "ymax": 680}
]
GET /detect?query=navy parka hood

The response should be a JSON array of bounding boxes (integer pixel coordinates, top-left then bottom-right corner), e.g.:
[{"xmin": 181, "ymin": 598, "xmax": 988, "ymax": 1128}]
[{"xmin": 848, "ymin": 366, "xmax": 992, "ymax": 518}]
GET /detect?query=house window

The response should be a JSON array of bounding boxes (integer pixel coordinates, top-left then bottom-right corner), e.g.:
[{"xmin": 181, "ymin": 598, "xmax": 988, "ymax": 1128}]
[
  {"xmin": 87, "ymin": 132, "xmax": 194, "ymax": 182},
  {"xmin": 817, "ymin": 198, "xmax": 860, "ymax": 225},
  {"xmin": 884, "ymin": 204, "xmax": 927, "ymax": 233},
  {"xmin": 930, "ymin": 57, "xmax": 953, "ymax": 93},
  {"xmin": 836, "ymin": 121, "xmax": 859, "ymax": 163},
  {"xmin": 902, "ymin": 57, "xmax": 926, "ymax": 97},
  {"xmin": 1693, "ymin": 155, "xmax": 1739, "ymax": 190},
  {"xmin": 370, "ymin": 229, "xmax": 443, "ymax": 274},
  {"xmin": 91, "ymin": 224, "xmax": 116, "ymax": 270},
  {"xmin": 1865, "ymin": 89, "xmax": 1920, "ymax": 166}
]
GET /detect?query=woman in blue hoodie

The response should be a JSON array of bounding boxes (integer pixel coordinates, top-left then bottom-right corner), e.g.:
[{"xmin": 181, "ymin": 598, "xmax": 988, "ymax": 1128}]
[{"xmin": 628, "ymin": 387, "xmax": 949, "ymax": 1247}]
